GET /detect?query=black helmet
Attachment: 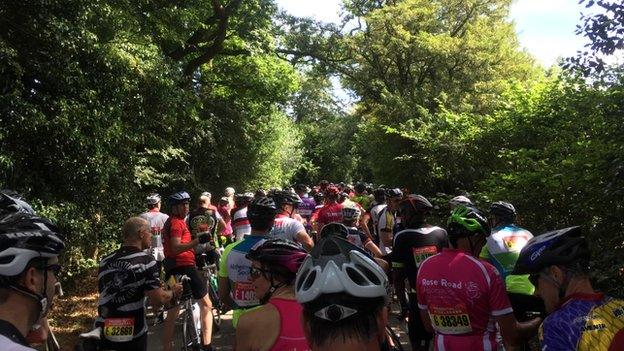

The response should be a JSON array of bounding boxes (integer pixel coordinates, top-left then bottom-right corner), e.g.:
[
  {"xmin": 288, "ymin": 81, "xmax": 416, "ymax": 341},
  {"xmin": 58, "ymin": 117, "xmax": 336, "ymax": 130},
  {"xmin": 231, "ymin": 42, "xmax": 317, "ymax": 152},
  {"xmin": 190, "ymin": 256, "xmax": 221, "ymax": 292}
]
[
  {"xmin": 399, "ymin": 194, "xmax": 433, "ymax": 223},
  {"xmin": 235, "ymin": 192, "xmax": 254, "ymax": 205},
  {"xmin": 271, "ymin": 190, "xmax": 302, "ymax": 208},
  {"xmin": 319, "ymin": 222, "xmax": 350, "ymax": 239},
  {"xmin": 168, "ymin": 191, "xmax": 190, "ymax": 205},
  {"xmin": 294, "ymin": 184, "xmax": 310, "ymax": 194},
  {"xmin": 373, "ymin": 188, "xmax": 386, "ymax": 203},
  {"xmin": 248, "ymin": 196, "xmax": 278, "ymax": 230},
  {"xmin": 354, "ymin": 182, "xmax": 366, "ymax": 194},
  {"xmin": 489, "ymin": 201, "xmax": 516, "ymax": 221},
  {"xmin": 447, "ymin": 206, "xmax": 490, "ymax": 239},
  {"xmin": 512, "ymin": 226, "xmax": 590, "ymax": 275},
  {"xmin": 385, "ymin": 188, "xmax": 403, "ymax": 199},
  {"xmin": 313, "ymin": 191, "xmax": 324, "ymax": 204},
  {"xmin": 0, "ymin": 190, "xmax": 35, "ymax": 216}
]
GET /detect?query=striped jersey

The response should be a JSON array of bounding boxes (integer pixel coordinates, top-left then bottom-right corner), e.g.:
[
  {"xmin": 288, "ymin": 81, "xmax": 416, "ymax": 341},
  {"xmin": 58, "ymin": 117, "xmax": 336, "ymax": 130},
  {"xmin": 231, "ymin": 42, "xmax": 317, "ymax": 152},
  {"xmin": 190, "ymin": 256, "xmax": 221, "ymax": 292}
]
[{"xmin": 96, "ymin": 246, "xmax": 160, "ymax": 342}]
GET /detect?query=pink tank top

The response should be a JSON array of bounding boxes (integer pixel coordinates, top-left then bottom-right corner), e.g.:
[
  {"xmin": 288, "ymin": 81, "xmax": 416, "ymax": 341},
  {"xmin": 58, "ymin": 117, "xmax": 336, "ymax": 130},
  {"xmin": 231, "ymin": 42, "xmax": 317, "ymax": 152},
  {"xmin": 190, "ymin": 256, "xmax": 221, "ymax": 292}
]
[{"xmin": 268, "ymin": 298, "xmax": 311, "ymax": 351}]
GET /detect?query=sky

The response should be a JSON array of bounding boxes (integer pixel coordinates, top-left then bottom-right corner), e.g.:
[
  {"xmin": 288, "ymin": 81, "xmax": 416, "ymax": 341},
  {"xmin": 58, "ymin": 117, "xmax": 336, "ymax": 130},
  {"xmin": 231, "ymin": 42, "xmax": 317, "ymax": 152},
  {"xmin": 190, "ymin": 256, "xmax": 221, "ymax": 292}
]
[{"xmin": 274, "ymin": 0, "xmax": 591, "ymax": 67}]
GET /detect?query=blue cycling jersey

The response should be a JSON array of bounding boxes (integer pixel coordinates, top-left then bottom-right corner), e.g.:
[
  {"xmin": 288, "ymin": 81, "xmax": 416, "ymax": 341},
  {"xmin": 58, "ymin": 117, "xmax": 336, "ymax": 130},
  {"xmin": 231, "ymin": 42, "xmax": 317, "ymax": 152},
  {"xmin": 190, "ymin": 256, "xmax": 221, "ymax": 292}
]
[{"xmin": 539, "ymin": 293, "xmax": 624, "ymax": 351}]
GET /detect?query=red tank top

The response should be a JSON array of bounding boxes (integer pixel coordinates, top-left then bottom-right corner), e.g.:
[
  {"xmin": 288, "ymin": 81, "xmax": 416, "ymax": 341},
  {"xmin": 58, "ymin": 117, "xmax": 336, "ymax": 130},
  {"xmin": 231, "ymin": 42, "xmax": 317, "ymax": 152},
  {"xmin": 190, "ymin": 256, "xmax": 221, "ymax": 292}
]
[{"xmin": 268, "ymin": 298, "xmax": 310, "ymax": 351}]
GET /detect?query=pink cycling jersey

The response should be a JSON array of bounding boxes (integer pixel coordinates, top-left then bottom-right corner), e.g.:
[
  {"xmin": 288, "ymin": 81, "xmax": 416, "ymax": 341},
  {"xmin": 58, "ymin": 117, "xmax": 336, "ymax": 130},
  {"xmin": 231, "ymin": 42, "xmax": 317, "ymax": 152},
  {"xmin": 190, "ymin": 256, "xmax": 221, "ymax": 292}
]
[
  {"xmin": 268, "ymin": 298, "xmax": 310, "ymax": 351},
  {"xmin": 416, "ymin": 248, "xmax": 513, "ymax": 350}
]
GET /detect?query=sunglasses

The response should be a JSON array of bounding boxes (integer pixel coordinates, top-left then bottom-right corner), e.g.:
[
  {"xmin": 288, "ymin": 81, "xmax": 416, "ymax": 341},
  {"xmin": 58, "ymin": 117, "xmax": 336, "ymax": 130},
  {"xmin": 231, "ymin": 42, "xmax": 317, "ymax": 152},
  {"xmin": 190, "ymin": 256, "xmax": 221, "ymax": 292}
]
[{"xmin": 249, "ymin": 266, "xmax": 270, "ymax": 280}]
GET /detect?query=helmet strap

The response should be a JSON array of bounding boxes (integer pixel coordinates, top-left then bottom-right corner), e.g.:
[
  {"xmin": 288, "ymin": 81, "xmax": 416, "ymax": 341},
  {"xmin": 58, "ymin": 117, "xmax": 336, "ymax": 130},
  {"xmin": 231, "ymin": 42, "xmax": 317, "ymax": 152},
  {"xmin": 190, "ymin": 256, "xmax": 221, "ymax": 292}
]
[
  {"xmin": 260, "ymin": 273, "xmax": 287, "ymax": 304},
  {"xmin": 9, "ymin": 277, "xmax": 49, "ymax": 329}
]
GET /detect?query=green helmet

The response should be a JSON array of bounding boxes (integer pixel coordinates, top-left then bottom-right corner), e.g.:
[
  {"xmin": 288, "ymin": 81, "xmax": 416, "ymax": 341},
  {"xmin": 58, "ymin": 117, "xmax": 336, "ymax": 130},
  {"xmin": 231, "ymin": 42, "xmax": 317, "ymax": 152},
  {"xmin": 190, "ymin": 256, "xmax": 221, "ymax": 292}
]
[{"xmin": 447, "ymin": 206, "xmax": 490, "ymax": 239}]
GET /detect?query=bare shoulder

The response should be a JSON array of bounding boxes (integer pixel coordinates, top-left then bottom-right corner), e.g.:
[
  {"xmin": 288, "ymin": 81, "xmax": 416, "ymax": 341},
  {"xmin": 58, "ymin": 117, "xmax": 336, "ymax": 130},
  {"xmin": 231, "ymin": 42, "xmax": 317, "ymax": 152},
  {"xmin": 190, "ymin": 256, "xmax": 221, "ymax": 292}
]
[{"xmin": 237, "ymin": 304, "xmax": 281, "ymax": 349}]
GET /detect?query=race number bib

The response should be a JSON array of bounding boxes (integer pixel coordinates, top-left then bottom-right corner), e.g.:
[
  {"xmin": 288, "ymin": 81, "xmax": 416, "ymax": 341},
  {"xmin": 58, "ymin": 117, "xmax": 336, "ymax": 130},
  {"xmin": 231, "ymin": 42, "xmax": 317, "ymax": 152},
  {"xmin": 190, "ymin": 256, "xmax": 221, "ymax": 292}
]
[
  {"xmin": 412, "ymin": 246, "xmax": 438, "ymax": 267},
  {"xmin": 103, "ymin": 317, "xmax": 135, "ymax": 342},
  {"xmin": 429, "ymin": 306, "xmax": 472, "ymax": 334},
  {"xmin": 233, "ymin": 281, "xmax": 257, "ymax": 307}
]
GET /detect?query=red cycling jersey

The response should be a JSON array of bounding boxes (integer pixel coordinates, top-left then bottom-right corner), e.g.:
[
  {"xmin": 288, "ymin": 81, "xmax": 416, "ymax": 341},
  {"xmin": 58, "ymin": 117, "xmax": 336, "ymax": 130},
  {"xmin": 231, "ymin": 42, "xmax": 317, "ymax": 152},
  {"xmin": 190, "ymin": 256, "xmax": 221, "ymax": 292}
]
[
  {"xmin": 163, "ymin": 216, "xmax": 195, "ymax": 268},
  {"xmin": 312, "ymin": 202, "xmax": 343, "ymax": 229},
  {"xmin": 416, "ymin": 248, "xmax": 513, "ymax": 350}
]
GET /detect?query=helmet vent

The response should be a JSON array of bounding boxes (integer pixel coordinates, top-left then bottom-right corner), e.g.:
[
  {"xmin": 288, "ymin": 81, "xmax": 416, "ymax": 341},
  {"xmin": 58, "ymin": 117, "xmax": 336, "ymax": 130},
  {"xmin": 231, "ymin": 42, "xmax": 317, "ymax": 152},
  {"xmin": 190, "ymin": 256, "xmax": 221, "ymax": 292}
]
[
  {"xmin": 355, "ymin": 263, "xmax": 381, "ymax": 285},
  {"xmin": 300, "ymin": 270, "xmax": 316, "ymax": 290},
  {"xmin": 346, "ymin": 266, "xmax": 367, "ymax": 285}
]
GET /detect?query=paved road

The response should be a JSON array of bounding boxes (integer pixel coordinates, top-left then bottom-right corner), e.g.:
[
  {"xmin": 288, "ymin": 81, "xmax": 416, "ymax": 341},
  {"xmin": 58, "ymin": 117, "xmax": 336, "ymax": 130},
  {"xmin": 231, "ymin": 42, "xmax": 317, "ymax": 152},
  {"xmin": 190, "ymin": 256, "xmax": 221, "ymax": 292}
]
[{"xmin": 147, "ymin": 302, "xmax": 410, "ymax": 351}]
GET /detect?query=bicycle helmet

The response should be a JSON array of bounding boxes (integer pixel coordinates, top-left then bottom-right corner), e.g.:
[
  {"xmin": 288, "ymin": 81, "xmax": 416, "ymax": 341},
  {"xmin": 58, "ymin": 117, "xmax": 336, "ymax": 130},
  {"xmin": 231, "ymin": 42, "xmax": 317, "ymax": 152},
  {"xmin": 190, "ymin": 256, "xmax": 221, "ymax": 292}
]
[
  {"xmin": 246, "ymin": 239, "xmax": 308, "ymax": 278},
  {"xmin": 447, "ymin": 205, "xmax": 490, "ymax": 238},
  {"xmin": 400, "ymin": 194, "xmax": 432, "ymax": 212},
  {"xmin": 0, "ymin": 211, "xmax": 65, "ymax": 322},
  {"xmin": 271, "ymin": 190, "xmax": 302, "ymax": 208},
  {"xmin": 247, "ymin": 196, "xmax": 278, "ymax": 231},
  {"xmin": 0, "ymin": 190, "xmax": 36, "ymax": 215},
  {"xmin": 490, "ymin": 201, "xmax": 516, "ymax": 221},
  {"xmin": 449, "ymin": 195, "xmax": 472, "ymax": 208},
  {"xmin": 512, "ymin": 226, "xmax": 590, "ymax": 275},
  {"xmin": 354, "ymin": 182, "xmax": 366, "ymax": 194},
  {"xmin": 324, "ymin": 185, "xmax": 340, "ymax": 198},
  {"xmin": 341, "ymin": 203, "xmax": 361, "ymax": 222},
  {"xmin": 385, "ymin": 188, "xmax": 403, "ymax": 199},
  {"xmin": 313, "ymin": 191, "xmax": 324, "ymax": 204},
  {"xmin": 168, "ymin": 191, "xmax": 191, "ymax": 205},
  {"xmin": 296, "ymin": 234, "xmax": 388, "ymax": 305},
  {"xmin": 225, "ymin": 187, "xmax": 235, "ymax": 196},
  {"xmin": 319, "ymin": 223, "xmax": 350, "ymax": 239},
  {"xmin": 295, "ymin": 184, "xmax": 310, "ymax": 194},
  {"xmin": 372, "ymin": 188, "xmax": 386, "ymax": 203},
  {"xmin": 234, "ymin": 192, "xmax": 254, "ymax": 206},
  {"xmin": 145, "ymin": 193, "xmax": 161, "ymax": 206}
]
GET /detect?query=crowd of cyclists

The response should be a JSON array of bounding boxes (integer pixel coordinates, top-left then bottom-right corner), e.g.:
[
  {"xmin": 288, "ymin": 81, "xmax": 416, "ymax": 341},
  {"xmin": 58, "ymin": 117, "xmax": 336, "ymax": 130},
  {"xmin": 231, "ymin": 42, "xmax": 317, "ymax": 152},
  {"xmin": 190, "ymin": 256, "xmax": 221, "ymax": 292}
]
[{"xmin": 0, "ymin": 181, "xmax": 622, "ymax": 351}]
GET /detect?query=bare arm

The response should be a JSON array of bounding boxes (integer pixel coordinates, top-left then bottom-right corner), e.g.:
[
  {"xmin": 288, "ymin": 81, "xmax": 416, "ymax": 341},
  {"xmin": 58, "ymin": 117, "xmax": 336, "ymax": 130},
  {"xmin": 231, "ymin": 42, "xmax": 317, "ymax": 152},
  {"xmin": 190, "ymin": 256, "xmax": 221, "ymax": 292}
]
[
  {"xmin": 169, "ymin": 236, "xmax": 199, "ymax": 255},
  {"xmin": 496, "ymin": 313, "xmax": 542, "ymax": 347},
  {"xmin": 419, "ymin": 309, "xmax": 434, "ymax": 333},
  {"xmin": 364, "ymin": 241, "xmax": 383, "ymax": 257},
  {"xmin": 360, "ymin": 212, "xmax": 372, "ymax": 238},
  {"xmin": 145, "ymin": 284, "xmax": 182, "ymax": 307},
  {"xmin": 393, "ymin": 267, "xmax": 408, "ymax": 312},
  {"xmin": 381, "ymin": 229, "xmax": 393, "ymax": 248},
  {"xmin": 234, "ymin": 313, "xmax": 252, "ymax": 351},
  {"xmin": 295, "ymin": 230, "xmax": 314, "ymax": 251}
]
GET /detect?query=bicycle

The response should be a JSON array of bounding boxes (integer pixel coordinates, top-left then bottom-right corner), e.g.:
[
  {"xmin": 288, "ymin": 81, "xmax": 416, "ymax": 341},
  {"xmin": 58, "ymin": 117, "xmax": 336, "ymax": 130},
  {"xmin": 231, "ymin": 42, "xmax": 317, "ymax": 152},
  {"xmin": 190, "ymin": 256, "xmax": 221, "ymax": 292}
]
[
  {"xmin": 382, "ymin": 325, "xmax": 405, "ymax": 351},
  {"xmin": 200, "ymin": 262, "xmax": 222, "ymax": 331},
  {"xmin": 178, "ymin": 274, "xmax": 202, "ymax": 351}
]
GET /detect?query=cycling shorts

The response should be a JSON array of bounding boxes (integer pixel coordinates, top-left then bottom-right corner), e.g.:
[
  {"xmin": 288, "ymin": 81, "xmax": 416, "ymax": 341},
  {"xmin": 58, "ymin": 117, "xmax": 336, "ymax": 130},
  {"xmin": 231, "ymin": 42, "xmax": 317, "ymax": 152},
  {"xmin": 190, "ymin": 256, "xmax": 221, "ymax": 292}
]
[{"xmin": 165, "ymin": 266, "xmax": 208, "ymax": 300}]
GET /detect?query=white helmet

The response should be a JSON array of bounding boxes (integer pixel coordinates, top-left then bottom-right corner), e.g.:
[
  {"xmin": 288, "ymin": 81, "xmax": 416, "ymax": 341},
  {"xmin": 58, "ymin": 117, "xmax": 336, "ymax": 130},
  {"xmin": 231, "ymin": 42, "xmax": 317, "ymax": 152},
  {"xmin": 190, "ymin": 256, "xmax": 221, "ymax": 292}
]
[
  {"xmin": 295, "ymin": 235, "xmax": 388, "ymax": 305},
  {"xmin": 449, "ymin": 195, "xmax": 472, "ymax": 208},
  {"xmin": 225, "ymin": 187, "xmax": 235, "ymax": 196},
  {"xmin": 341, "ymin": 202, "xmax": 361, "ymax": 222}
]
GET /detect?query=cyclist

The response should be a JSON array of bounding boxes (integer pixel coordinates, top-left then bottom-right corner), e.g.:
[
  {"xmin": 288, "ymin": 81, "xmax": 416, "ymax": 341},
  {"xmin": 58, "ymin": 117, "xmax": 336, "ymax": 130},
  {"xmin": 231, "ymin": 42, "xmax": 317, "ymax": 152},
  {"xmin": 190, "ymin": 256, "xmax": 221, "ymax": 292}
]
[
  {"xmin": 218, "ymin": 196, "xmax": 276, "ymax": 328},
  {"xmin": 189, "ymin": 192, "xmax": 227, "ymax": 240},
  {"xmin": 270, "ymin": 190, "xmax": 313, "ymax": 251},
  {"xmin": 235, "ymin": 239, "xmax": 310, "ymax": 351},
  {"xmin": 140, "ymin": 193, "xmax": 169, "ymax": 271},
  {"xmin": 416, "ymin": 206, "xmax": 541, "ymax": 350},
  {"xmin": 96, "ymin": 217, "xmax": 183, "ymax": 351},
  {"xmin": 162, "ymin": 191, "xmax": 214, "ymax": 351},
  {"xmin": 352, "ymin": 182, "xmax": 373, "ymax": 210},
  {"xmin": 512, "ymin": 226, "xmax": 624, "ymax": 350},
  {"xmin": 480, "ymin": 201, "xmax": 544, "ymax": 323},
  {"xmin": 341, "ymin": 202, "xmax": 383, "ymax": 257},
  {"xmin": 224, "ymin": 186, "xmax": 236, "ymax": 209},
  {"xmin": 295, "ymin": 234, "xmax": 390, "ymax": 351},
  {"xmin": 310, "ymin": 185, "xmax": 343, "ymax": 235},
  {"xmin": 294, "ymin": 184, "xmax": 316, "ymax": 231},
  {"xmin": 378, "ymin": 188, "xmax": 402, "ymax": 255},
  {"xmin": 232, "ymin": 193, "xmax": 253, "ymax": 241},
  {"xmin": 390, "ymin": 194, "xmax": 448, "ymax": 351},
  {"xmin": 367, "ymin": 188, "xmax": 387, "ymax": 246},
  {"xmin": 0, "ymin": 193, "xmax": 65, "ymax": 351},
  {"xmin": 217, "ymin": 196, "xmax": 234, "ymax": 245}
]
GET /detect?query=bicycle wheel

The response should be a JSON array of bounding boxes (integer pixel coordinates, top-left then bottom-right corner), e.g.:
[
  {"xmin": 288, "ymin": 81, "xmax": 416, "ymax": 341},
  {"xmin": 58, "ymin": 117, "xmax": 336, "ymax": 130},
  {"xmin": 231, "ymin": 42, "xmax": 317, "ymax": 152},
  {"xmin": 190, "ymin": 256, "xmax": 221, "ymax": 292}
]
[
  {"xmin": 385, "ymin": 326, "xmax": 405, "ymax": 351},
  {"xmin": 182, "ymin": 301, "xmax": 201, "ymax": 351}
]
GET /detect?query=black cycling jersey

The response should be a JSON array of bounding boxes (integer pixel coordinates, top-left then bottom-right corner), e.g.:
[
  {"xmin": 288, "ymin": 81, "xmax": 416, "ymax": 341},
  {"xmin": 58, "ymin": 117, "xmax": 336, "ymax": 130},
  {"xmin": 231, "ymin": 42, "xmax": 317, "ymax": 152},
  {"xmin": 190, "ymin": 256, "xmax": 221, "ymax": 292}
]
[
  {"xmin": 0, "ymin": 319, "xmax": 30, "ymax": 350},
  {"xmin": 96, "ymin": 246, "xmax": 160, "ymax": 349},
  {"xmin": 390, "ymin": 226, "xmax": 448, "ymax": 288}
]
